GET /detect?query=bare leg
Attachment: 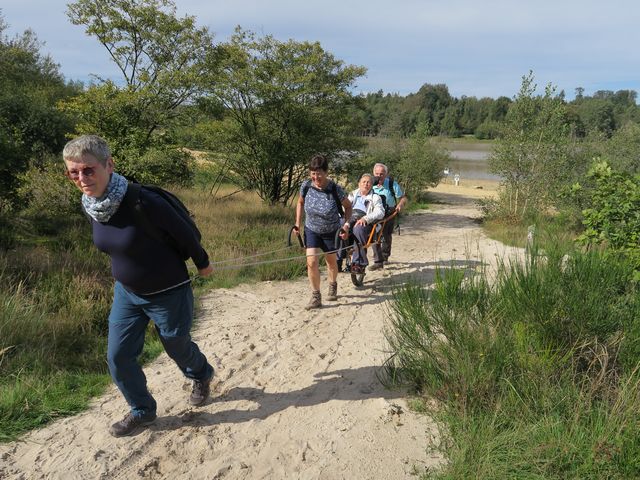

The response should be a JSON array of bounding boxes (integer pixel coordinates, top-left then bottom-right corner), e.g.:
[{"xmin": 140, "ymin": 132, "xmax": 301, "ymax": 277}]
[
  {"xmin": 306, "ymin": 248, "xmax": 321, "ymax": 291},
  {"xmin": 325, "ymin": 253, "xmax": 339, "ymax": 284}
]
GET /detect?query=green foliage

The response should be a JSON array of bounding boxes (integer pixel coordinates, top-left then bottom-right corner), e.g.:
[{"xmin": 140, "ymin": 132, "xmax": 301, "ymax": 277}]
[
  {"xmin": 474, "ymin": 120, "xmax": 501, "ymax": 139},
  {"xmin": 488, "ymin": 72, "xmax": 578, "ymax": 221},
  {"xmin": 60, "ymin": 81, "xmax": 162, "ymax": 157},
  {"xmin": 16, "ymin": 154, "xmax": 81, "ymax": 225},
  {"xmin": 358, "ymin": 86, "xmax": 513, "ymax": 138},
  {"xmin": 577, "ymin": 98, "xmax": 616, "ymax": 137},
  {"xmin": 0, "ymin": 219, "xmax": 113, "ymax": 440},
  {"xmin": 573, "ymin": 161, "xmax": 640, "ymax": 272},
  {"xmin": 591, "ymin": 123, "xmax": 640, "ymax": 174},
  {"xmin": 356, "ymin": 124, "xmax": 447, "ymax": 198},
  {"xmin": 65, "ymin": 0, "xmax": 214, "ymax": 159},
  {"xmin": 119, "ymin": 147, "xmax": 194, "ymax": 187},
  {"xmin": 572, "ymin": 89, "xmax": 638, "ymax": 137},
  {"xmin": 357, "ymin": 80, "xmax": 638, "ymax": 143},
  {"xmin": 396, "ymin": 123, "xmax": 447, "ymax": 196},
  {"xmin": 384, "ymin": 246, "xmax": 640, "ymax": 478},
  {"xmin": 206, "ymin": 28, "xmax": 366, "ymax": 204},
  {"xmin": 0, "ymin": 18, "xmax": 78, "ymax": 207}
]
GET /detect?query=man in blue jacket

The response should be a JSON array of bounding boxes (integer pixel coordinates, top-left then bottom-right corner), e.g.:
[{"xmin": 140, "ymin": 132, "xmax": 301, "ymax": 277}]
[
  {"xmin": 370, "ymin": 163, "xmax": 408, "ymax": 270},
  {"xmin": 63, "ymin": 135, "xmax": 214, "ymax": 437}
]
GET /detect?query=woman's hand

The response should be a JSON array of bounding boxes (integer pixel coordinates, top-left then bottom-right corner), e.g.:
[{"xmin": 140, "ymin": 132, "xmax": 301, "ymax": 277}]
[
  {"xmin": 198, "ymin": 263, "xmax": 214, "ymax": 277},
  {"xmin": 339, "ymin": 222, "xmax": 350, "ymax": 240}
]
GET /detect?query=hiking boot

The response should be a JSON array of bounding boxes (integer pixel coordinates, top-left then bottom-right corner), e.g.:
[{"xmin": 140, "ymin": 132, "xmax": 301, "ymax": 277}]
[
  {"xmin": 327, "ymin": 282, "xmax": 338, "ymax": 301},
  {"xmin": 189, "ymin": 375, "xmax": 213, "ymax": 406},
  {"xmin": 368, "ymin": 262, "xmax": 384, "ymax": 271},
  {"xmin": 109, "ymin": 412, "xmax": 156, "ymax": 437},
  {"xmin": 305, "ymin": 290, "xmax": 322, "ymax": 310}
]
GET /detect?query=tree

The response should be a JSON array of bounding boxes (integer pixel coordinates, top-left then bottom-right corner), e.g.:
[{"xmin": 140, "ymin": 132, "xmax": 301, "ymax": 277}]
[
  {"xmin": 396, "ymin": 122, "xmax": 447, "ymax": 196},
  {"xmin": 65, "ymin": 0, "xmax": 214, "ymax": 158},
  {"xmin": 205, "ymin": 28, "xmax": 366, "ymax": 204},
  {"xmin": 0, "ymin": 15, "xmax": 78, "ymax": 208},
  {"xmin": 592, "ymin": 123, "xmax": 640, "ymax": 174},
  {"xmin": 356, "ymin": 123, "xmax": 447, "ymax": 198},
  {"xmin": 488, "ymin": 72, "xmax": 574, "ymax": 220}
]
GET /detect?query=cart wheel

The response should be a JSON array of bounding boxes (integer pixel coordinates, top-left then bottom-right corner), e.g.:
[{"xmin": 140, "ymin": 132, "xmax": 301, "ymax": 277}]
[{"xmin": 350, "ymin": 272, "xmax": 365, "ymax": 287}]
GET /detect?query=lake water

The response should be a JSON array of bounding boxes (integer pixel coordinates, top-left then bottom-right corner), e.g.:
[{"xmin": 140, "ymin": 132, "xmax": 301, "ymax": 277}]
[{"xmin": 444, "ymin": 148, "xmax": 501, "ymax": 181}]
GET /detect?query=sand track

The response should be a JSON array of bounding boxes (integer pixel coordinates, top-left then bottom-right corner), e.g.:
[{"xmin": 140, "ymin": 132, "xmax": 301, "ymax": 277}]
[{"xmin": 1, "ymin": 184, "xmax": 516, "ymax": 479}]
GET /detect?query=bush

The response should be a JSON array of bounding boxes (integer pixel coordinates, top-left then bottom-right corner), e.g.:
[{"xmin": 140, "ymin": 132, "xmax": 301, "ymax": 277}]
[
  {"xmin": 17, "ymin": 155, "xmax": 80, "ymax": 221},
  {"xmin": 572, "ymin": 161, "xmax": 640, "ymax": 273},
  {"xmin": 118, "ymin": 147, "xmax": 194, "ymax": 187}
]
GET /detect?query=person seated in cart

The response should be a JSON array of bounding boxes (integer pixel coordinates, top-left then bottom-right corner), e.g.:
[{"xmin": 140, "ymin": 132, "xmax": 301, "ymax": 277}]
[{"xmin": 345, "ymin": 173, "xmax": 385, "ymax": 272}]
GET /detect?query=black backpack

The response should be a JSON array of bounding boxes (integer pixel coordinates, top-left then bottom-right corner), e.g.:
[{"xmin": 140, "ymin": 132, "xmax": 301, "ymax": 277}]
[
  {"xmin": 301, "ymin": 179, "xmax": 344, "ymax": 217},
  {"xmin": 125, "ymin": 182, "xmax": 202, "ymax": 260}
]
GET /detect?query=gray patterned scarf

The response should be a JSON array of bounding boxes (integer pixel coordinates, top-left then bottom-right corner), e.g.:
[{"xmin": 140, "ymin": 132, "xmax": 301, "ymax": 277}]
[{"xmin": 81, "ymin": 172, "xmax": 128, "ymax": 223}]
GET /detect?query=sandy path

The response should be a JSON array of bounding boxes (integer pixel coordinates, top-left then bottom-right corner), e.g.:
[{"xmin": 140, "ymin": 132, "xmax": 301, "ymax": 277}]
[{"xmin": 1, "ymin": 184, "xmax": 515, "ymax": 479}]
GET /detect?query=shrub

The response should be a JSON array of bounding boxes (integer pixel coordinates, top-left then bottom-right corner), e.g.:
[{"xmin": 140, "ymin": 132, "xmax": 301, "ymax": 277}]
[
  {"xmin": 118, "ymin": 147, "xmax": 194, "ymax": 187},
  {"xmin": 16, "ymin": 155, "xmax": 82, "ymax": 234},
  {"xmin": 573, "ymin": 161, "xmax": 640, "ymax": 273}
]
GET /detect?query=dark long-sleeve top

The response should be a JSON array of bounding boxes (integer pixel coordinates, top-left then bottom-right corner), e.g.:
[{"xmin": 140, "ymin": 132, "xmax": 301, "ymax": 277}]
[{"xmin": 91, "ymin": 186, "xmax": 209, "ymax": 295}]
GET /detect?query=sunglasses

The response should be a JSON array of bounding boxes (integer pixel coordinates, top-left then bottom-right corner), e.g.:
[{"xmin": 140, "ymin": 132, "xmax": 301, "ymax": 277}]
[{"xmin": 65, "ymin": 166, "xmax": 97, "ymax": 180}]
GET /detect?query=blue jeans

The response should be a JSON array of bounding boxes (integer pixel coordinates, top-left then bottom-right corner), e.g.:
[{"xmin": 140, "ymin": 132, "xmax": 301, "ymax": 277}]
[{"xmin": 107, "ymin": 281, "xmax": 213, "ymax": 418}]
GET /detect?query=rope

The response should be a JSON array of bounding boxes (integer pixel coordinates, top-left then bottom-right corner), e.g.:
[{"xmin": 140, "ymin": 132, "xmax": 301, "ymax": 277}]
[
  {"xmin": 209, "ymin": 245, "xmax": 297, "ymax": 265},
  {"xmin": 208, "ymin": 244, "xmax": 351, "ymax": 271}
]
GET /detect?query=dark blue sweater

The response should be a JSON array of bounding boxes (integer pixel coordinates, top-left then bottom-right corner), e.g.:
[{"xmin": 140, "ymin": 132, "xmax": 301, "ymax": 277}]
[{"xmin": 91, "ymin": 187, "xmax": 209, "ymax": 295}]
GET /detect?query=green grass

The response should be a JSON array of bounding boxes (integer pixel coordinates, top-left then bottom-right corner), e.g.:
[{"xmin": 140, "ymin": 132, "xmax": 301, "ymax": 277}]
[
  {"xmin": 482, "ymin": 211, "xmax": 583, "ymax": 249},
  {"xmin": 384, "ymin": 244, "xmax": 640, "ymax": 478},
  {"xmin": 0, "ymin": 183, "xmax": 303, "ymax": 441}
]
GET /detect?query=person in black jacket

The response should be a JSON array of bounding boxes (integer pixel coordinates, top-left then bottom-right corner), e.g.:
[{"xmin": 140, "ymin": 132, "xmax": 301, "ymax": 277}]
[{"xmin": 63, "ymin": 135, "xmax": 214, "ymax": 437}]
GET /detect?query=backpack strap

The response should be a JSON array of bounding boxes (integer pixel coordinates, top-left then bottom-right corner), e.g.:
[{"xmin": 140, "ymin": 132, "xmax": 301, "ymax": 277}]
[
  {"xmin": 330, "ymin": 181, "xmax": 344, "ymax": 217},
  {"xmin": 388, "ymin": 176, "xmax": 397, "ymax": 204},
  {"xmin": 301, "ymin": 179, "xmax": 311, "ymax": 199},
  {"xmin": 301, "ymin": 179, "xmax": 344, "ymax": 217}
]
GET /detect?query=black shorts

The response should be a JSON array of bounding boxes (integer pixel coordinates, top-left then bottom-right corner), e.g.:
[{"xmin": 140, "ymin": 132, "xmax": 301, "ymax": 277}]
[{"xmin": 304, "ymin": 227, "xmax": 339, "ymax": 253}]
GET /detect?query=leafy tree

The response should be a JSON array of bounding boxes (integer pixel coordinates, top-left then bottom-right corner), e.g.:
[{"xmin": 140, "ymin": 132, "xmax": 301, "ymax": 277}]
[
  {"xmin": 396, "ymin": 122, "xmax": 447, "ymax": 196},
  {"xmin": 589, "ymin": 122, "xmax": 640, "ymax": 174},
  {"xmin": 0, "ymin": 14, "xmax": 78, "ymax": 209},
  {"xmin": 577, "ymin": 98, "xmax": 616, "ymax": 137},
  {"xmin": 356, "ymin": 123, "xmax": 447, "ymax": 198},
  {"xmin": 488, "ymin": 72, "xmax": 574, "ymax": 220},
  {"xmin": 65, "ymin": 0, "xmax": 214, "ymax": 160},
  {"xmin": 205, "ymin": 28, "xmax": 366, "ymax": 204}
]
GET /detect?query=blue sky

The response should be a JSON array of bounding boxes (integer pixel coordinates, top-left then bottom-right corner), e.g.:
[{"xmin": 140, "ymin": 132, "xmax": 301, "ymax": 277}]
[{"xmin": 2, "ymin": 0, "xmax": 639, "ymax": 100}]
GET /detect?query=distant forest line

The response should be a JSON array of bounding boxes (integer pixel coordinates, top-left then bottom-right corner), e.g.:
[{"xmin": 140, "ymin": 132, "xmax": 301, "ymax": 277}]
[{"xmin": 354, "ymin": 84, "xmax": 639, "ymax": 140}]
